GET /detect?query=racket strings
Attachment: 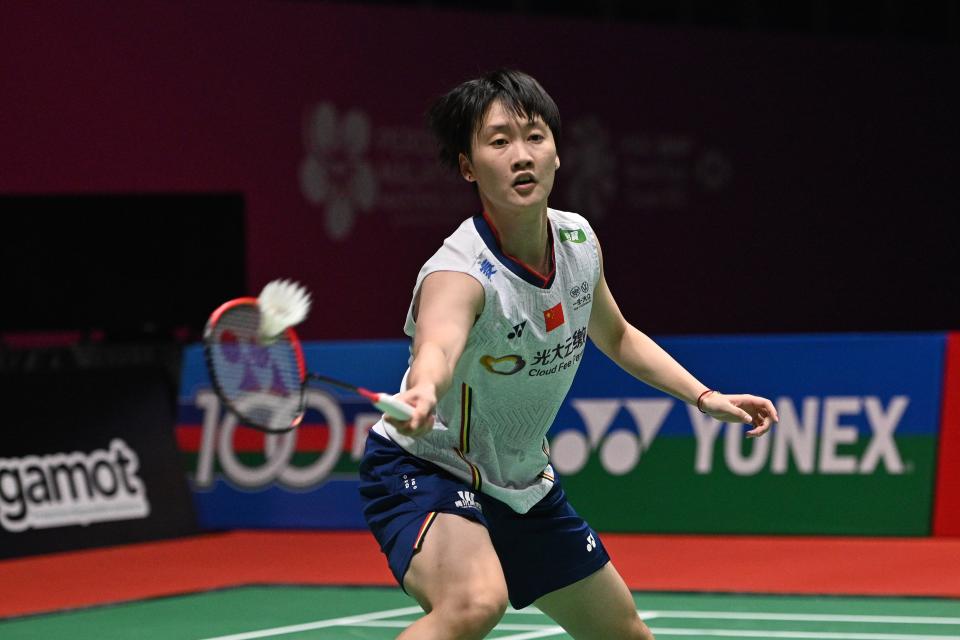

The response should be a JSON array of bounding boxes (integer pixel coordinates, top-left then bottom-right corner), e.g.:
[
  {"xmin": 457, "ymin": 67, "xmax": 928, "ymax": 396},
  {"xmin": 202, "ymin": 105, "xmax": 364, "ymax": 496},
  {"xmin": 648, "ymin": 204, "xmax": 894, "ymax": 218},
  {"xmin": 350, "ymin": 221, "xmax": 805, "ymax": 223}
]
[{"xmin": 207, "ymin": 304, "xmax": 305, "ymax": 431}]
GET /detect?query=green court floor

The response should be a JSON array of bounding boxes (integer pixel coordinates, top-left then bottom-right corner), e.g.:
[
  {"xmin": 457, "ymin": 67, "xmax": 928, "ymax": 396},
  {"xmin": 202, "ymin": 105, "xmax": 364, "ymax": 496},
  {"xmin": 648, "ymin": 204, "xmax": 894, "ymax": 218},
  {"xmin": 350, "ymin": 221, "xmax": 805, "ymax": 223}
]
[{"xmin": 2, "ymin": 586, "xmax": 959, "ymax": 639}]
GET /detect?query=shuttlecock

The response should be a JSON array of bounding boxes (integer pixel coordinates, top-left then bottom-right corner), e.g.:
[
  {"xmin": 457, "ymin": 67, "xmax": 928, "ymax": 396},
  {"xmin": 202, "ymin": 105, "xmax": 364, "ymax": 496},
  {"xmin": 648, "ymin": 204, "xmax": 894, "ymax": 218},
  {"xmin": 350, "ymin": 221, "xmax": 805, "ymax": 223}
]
[{"xmin": 257, "ymin": 279, "xmax": 312, "ymax": 339}]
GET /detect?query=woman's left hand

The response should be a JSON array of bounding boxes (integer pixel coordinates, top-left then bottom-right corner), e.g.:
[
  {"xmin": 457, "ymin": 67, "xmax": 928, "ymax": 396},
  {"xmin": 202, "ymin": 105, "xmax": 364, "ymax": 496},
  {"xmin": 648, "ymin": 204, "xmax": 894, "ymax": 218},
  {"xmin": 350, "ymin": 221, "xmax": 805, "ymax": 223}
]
[{"xmin": 700, "ymin": 392, "xmax": 779, "ymax": 438}]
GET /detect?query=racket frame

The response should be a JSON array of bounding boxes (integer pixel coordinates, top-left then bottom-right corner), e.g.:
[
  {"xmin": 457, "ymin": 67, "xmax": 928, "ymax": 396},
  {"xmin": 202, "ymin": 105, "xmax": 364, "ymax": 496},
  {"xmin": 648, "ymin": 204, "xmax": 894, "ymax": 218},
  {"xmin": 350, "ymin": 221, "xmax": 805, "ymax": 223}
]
[
  {"xmin": 203, "ymin": 297, "xmax": 307, "ymax": 433},
  {"xmin": 203, "ymin": 297, "xmax": 414, "ymax": 432}
]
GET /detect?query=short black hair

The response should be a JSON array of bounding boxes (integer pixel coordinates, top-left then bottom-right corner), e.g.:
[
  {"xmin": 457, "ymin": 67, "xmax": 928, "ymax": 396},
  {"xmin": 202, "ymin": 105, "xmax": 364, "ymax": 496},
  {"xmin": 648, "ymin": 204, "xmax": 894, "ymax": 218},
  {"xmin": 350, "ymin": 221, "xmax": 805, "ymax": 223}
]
[{"xmin": 427, "ymin": 69, "xmax": 561, "ymax": 172}]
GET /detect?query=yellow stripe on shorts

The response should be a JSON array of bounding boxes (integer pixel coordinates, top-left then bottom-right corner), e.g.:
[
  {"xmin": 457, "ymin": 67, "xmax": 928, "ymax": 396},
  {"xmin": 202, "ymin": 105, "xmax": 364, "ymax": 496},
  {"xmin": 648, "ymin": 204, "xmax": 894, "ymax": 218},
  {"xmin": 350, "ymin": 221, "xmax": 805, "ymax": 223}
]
[{"xmin": 413, "ymin": 511, "xmax": 438, "ymax": 552}]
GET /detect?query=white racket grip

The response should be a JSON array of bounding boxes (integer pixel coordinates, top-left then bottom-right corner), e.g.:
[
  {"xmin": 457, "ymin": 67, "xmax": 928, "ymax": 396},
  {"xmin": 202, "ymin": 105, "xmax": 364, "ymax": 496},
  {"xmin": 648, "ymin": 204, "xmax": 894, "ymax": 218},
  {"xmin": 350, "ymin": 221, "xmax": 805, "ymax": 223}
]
[{"xmin": 373, "ymin": 393, "xmax": 415, "ymax": 422}]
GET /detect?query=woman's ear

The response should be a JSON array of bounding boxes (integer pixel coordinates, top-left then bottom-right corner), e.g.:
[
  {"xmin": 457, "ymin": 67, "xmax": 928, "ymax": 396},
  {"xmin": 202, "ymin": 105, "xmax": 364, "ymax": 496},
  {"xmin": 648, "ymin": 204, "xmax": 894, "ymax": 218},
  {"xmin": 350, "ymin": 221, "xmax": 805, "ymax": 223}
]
[{"xmin": 459, "ymin": 152, "xmax": 475, "ymax": 182}]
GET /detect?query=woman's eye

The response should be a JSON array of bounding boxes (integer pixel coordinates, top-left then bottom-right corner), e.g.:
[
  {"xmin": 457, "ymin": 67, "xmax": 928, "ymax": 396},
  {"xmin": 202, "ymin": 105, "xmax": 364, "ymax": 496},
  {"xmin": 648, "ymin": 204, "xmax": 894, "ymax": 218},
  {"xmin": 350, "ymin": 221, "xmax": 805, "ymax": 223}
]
[{"xmin": 492, "ymin": 139, "xmax": 508, "ymax": 147}]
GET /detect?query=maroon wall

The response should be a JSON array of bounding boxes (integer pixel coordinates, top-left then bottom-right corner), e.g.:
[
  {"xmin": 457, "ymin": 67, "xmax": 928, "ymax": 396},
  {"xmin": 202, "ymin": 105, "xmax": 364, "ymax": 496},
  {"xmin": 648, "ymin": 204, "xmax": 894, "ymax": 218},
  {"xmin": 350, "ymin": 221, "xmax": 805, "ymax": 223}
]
[{"xmin": 2, "ymin": 1, "xmax": 957, "ymax": 337}]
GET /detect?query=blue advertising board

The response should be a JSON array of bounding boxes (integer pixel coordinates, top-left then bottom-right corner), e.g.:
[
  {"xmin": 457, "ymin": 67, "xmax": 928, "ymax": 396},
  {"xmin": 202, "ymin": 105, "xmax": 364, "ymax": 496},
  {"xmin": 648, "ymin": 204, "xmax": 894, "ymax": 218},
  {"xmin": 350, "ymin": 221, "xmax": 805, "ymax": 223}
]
[{"xmin": 176, "ymin": 333, "xmax": 945, "ymax": 534}]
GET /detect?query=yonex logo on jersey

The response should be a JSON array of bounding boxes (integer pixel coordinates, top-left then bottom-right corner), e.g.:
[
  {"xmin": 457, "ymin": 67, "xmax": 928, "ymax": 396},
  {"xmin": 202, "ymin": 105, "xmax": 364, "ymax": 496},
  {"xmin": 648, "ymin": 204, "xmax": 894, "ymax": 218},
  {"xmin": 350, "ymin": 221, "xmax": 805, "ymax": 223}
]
[
  {"xmin": 455, "ymin": 490, "xmax": 481, "ymax": 511},
  {"xmin": 559, "ymin": 228, "xmax": 587, "ymax": 243},
  {"xmin": 480, "ymin": 354, "xmax": 526, "ymax": 376},
  {"xmin": 543, "ymin": 303, "xmax": 565, "ymax": 332},
  {"xmin": 478, "ymin": 259, "xmax": 497, "ymax": 280},
  {"xmin": 508, "ymin": 321, "xmax": 526, "ymax": 339}
]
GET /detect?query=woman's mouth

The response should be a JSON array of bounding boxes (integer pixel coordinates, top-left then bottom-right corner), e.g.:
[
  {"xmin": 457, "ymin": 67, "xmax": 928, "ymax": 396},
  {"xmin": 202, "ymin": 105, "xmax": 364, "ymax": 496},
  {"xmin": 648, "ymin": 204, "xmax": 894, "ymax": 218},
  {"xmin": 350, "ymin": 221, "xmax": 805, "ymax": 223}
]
[{"xmin": 513, "ymin": 174, "xmax": 537, "ymax": 193}]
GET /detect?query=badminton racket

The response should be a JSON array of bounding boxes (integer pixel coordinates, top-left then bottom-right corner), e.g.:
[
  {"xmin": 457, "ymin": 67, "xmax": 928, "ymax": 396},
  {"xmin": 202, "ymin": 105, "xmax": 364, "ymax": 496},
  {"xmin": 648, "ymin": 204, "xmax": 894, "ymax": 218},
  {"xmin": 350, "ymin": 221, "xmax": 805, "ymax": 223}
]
[{"xmin": 203, "ymin": 279, "xmax": 413, "ymax": 433}]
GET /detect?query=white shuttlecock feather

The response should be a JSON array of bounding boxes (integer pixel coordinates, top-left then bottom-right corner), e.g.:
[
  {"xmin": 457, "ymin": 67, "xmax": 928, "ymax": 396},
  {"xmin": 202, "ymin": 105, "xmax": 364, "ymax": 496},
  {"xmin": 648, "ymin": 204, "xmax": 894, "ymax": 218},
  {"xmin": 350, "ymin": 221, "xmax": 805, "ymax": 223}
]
[{"xmin": 257, "ymin": 279, "xmax": 312, "ymax": 339}]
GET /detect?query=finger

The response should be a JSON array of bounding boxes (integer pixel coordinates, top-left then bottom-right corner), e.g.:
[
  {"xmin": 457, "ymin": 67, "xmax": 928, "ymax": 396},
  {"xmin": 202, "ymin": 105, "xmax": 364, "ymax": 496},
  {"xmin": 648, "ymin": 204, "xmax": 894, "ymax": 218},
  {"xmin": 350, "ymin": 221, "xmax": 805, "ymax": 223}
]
[
  {"xmin": 408, "ymin": 408, "xmax": 430, "ymax": 431},
  {"xmin": 754, "ymin": 401, "xmax": 777, "ymax": 423},
  {"xmin": 385, "ymin": 395, "xmax": 424, "ymax": 429},
  {"xmin": 389, "ymin": 418, "xmax": 413, "ymax": 433},
  {"xmin": 767, "ymin": 400, "xmax": 780, "ymax": 422},
  {"xmin": 413, "ymin": 412, "xmax": 435, "ymax": 435},
  {"xmin": 399, "ymin": 411, "xmax": 434, "ymax": 438},
  {"xmin": 384, "ymin": 415, "xmax": 405, "ymax": 430},
  {"xmin": 746, "ymin": 422, "xmax": 770, "ymax": 438},
  {"xmin": 386, "ymin": 406, "xmax": 422, "ymax": 433}
]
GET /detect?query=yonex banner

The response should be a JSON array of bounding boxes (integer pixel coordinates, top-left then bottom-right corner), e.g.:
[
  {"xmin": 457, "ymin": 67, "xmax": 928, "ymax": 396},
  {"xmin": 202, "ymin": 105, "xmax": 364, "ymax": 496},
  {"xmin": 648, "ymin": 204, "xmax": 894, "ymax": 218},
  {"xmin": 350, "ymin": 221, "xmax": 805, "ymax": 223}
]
[
  {"xmin": 555, "ymin": 334, "xmax": 944, "ymax": 536},
  {"xmin": 177, "ymin": 334, "xmax": 946, "ymax": 535}
]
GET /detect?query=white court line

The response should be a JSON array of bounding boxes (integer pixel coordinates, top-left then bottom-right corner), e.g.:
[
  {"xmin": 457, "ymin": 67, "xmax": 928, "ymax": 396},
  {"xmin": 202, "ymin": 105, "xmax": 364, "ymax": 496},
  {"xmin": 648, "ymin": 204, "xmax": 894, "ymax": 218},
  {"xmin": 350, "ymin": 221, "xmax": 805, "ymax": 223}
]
[
  {"xmin": 647, "ymin": 628, "xmax": 960, "ymax": 640},
  {"xmin": 508, "ymin": 609, "xmax": 960, "ymax": 626},
  {"xmin": 195, "ymin": 605, "xmax": 423, "ymax": 640},
  {"xmin": 490, "ymin": 627, "xmax": 567, "ymax": 640},
  {"xmin": 491, "ymin": 623, "xmax": 960, "ymax": 640},
  {"xmin": 646, "ymin": 611, "xmax": 960, "ymax": 625},
  {"xmin": 196, "ymin": 603, "xmax": 960, "ymax": 640},
  {"xmin": 353, "ymin": 620, "xmax": 557, "ymax": 631}
]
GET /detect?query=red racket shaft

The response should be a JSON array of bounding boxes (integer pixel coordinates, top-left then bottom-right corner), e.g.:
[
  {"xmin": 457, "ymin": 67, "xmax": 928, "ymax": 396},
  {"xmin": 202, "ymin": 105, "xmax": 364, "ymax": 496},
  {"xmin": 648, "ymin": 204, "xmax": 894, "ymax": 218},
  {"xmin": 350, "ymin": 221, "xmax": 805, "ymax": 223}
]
[{"xmin": 307, "ymin": 373, "xmax": 414, "ymax": 421}]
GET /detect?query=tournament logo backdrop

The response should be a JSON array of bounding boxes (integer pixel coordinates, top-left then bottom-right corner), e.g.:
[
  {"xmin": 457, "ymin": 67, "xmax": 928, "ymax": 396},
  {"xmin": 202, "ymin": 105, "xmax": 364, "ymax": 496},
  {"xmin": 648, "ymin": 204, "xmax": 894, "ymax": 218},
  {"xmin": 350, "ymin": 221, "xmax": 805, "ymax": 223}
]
[
  {"xmin": 177, "ymin": 334, "xmax": 944, "ymax": 535},
  {"xmin": 177, "ymin": 342, "xmax": 412, "ymax": 529}
]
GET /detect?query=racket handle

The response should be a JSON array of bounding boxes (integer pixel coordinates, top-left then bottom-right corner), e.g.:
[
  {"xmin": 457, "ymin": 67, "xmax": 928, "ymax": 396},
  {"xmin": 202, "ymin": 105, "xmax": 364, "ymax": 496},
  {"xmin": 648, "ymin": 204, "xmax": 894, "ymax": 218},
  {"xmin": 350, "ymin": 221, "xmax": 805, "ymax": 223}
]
[{"xmin": 358, "ymin": 389, "xmax": 415, "ymax": 421}]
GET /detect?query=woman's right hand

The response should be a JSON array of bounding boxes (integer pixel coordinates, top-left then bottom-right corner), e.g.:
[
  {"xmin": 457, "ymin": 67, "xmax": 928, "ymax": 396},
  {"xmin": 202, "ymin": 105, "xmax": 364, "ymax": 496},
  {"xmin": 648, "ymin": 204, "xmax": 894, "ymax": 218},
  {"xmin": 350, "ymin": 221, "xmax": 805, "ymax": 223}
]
[{"xmin": 385, "ymin": 382, "xmax": 437, "ymax": 438}]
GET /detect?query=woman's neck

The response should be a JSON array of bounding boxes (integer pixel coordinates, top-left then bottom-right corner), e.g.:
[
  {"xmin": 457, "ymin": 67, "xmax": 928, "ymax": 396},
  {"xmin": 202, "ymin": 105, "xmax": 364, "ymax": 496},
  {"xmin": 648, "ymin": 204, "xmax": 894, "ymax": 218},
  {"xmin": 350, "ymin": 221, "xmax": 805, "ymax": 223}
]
[{"xmin": 483, "ymin": 204, "xmax": 551, "ymax": 277}]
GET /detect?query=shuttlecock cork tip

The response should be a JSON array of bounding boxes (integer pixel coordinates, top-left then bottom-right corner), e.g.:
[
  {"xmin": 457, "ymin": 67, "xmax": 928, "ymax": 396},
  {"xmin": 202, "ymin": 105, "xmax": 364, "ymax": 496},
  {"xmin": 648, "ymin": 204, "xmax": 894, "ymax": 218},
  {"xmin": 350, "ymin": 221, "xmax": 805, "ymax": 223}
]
[{"xmin": 257, "ymin": 279, "xmax": 312, "ymax": 339}]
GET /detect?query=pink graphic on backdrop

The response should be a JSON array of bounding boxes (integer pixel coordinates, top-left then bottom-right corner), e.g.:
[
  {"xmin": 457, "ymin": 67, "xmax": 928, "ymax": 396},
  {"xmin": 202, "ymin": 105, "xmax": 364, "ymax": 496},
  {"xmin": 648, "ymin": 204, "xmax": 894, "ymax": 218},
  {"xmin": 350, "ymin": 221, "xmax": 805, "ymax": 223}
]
[{"xmin": 299, "ymin": 103, "xmax": 378, "ymax": 241}]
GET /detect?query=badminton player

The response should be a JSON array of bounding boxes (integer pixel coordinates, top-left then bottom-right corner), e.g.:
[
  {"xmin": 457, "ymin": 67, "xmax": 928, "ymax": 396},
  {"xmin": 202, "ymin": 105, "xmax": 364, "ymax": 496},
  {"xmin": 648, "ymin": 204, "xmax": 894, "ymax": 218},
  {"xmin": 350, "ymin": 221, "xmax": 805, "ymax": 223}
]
[{"xmin": 359, "ymin": 69, "xmax": 778, "ymax": 640}]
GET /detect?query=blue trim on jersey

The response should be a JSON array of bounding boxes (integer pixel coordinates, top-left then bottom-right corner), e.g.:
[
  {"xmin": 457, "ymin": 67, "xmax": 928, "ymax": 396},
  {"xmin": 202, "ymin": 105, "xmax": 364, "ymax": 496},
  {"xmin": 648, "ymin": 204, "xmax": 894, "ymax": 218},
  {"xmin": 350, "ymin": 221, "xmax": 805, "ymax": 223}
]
[{"xmin": 473, "ymin": 214, "xmax": 556, "ymax": 289}]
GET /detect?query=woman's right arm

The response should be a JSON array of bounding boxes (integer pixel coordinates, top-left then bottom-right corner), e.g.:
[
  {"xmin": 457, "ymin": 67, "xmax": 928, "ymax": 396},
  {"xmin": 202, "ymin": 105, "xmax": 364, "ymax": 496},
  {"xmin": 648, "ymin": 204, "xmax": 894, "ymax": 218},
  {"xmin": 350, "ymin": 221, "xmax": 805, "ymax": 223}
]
[{"xmin": 386, "ymin": 270, "xmax": 484, "ymax": 437}]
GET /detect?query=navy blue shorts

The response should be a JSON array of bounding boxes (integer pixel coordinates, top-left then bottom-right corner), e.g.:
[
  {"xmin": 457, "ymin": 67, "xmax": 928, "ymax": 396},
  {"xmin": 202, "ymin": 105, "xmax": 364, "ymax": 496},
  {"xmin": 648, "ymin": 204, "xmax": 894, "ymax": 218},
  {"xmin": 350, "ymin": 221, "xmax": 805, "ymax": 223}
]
[{"xmin": 358, "ymin": 431, "xmax": 610, "ymax": 609}]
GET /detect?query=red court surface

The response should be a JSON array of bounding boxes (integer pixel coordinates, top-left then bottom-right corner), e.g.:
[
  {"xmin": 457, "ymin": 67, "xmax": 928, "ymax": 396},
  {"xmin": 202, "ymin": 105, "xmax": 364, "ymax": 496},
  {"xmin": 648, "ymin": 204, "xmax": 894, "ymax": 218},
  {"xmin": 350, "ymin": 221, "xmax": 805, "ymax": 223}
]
[{"xmin": 2, "ymin": 531, "xmax": 958, "ymax": 618}]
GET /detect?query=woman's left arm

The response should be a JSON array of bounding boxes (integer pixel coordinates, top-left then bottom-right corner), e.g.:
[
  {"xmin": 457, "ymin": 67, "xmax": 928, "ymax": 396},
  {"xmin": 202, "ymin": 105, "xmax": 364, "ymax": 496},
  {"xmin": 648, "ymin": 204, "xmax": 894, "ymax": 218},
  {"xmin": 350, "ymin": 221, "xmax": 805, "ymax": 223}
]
[{"xmin": 586, "ymin": 243, "xmax": 778, "ymax": 438}]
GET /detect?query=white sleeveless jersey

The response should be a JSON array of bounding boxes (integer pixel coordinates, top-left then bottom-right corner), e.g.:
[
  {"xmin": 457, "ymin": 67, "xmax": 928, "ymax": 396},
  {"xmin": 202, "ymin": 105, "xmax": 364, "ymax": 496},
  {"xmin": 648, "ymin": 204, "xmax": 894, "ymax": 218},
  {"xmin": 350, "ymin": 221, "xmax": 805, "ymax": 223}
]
[{"xmin": 373, "ymin": 208, "xmax": 600, "ymax": 513}]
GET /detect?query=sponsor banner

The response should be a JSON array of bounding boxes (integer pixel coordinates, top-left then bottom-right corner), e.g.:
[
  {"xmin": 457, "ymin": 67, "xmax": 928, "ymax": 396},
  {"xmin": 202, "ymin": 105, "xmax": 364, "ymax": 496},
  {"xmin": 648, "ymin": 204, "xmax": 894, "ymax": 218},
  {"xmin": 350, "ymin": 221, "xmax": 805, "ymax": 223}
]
[
  {"xmin": 556, "ymin": 334, "xmax": 944, "ymax": 536},
  {"xmin": 179, "ymin": 334, "xmax": 945, "ymax": 535},
  {"xmin": 177, "ymin": 343, "xmax": 410, "ymax": 529},
  {"xmin": 0, "ymin": 368, "xmax": 197, "ymax": 558},
  {"xmin": 933, "ymin": 332, "xmax": 960, "ymax": 536}
]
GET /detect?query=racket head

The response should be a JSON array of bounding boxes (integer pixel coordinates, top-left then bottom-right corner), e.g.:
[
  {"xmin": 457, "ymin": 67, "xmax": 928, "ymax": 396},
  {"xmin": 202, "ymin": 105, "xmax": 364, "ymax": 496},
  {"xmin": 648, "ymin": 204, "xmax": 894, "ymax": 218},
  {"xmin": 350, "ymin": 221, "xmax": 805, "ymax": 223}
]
[{"xmin": 203, "ymin": 298, "xmax": 308, "ymax": 433}]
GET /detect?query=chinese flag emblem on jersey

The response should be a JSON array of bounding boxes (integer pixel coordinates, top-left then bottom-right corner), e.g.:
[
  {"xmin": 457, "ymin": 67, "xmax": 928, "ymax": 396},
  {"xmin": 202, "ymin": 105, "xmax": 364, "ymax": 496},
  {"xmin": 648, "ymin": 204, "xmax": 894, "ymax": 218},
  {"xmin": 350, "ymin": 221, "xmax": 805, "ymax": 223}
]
[{"xmin": 543, "ymin": 302, "xmax": 565, "ymax": 332}]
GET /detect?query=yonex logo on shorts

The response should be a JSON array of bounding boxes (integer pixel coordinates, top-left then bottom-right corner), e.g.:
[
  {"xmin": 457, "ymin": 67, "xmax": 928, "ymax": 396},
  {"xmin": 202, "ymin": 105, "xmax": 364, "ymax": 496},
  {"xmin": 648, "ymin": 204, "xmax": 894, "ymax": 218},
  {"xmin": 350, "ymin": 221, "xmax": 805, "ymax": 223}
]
[
  {"xmin": 454, "ymin": 490, "xmax": 481, "ymax": 511},
  {"xmin": 586, "ymin": 533, "xmax": 596, "ymax": 552}
]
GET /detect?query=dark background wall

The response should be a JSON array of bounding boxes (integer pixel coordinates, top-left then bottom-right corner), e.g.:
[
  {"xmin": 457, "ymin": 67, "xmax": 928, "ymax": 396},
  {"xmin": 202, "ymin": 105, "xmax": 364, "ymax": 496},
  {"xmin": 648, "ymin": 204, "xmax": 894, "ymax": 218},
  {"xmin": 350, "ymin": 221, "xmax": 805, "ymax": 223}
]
[
  {"xmin": 361, "ymin": 1, "xmax": 958, "ymax": 46},
  {"xmin": 1, "ymin": 0, "xmax": 957, "ymax": 340}
]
